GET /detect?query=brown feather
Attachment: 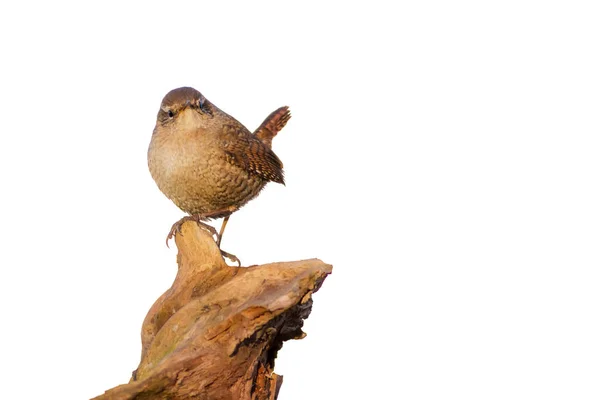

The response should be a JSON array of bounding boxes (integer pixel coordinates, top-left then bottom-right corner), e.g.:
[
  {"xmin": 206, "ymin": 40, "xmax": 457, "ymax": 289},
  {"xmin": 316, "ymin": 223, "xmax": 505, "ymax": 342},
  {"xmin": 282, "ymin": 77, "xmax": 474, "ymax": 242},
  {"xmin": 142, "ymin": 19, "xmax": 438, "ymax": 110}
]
[
  {"xmin": 221, "ymin": 124, "xmax": 285, "ymax": 184},
  {"xmin": 254, "ymin": 106, "xmax": 291, "ymax": 149}
]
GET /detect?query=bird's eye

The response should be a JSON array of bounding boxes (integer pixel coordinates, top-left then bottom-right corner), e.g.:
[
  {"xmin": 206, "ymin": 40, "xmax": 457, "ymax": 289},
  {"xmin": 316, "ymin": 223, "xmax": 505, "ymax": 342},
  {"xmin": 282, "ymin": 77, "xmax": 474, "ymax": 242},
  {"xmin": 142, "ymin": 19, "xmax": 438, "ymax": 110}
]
[
  {"xmin": 167, "ymin": 110, "xmax": 174, "ymax": 118},
  {"xmin": 198, "ymin": 98, "xmax": 212, "ymax": 116}
]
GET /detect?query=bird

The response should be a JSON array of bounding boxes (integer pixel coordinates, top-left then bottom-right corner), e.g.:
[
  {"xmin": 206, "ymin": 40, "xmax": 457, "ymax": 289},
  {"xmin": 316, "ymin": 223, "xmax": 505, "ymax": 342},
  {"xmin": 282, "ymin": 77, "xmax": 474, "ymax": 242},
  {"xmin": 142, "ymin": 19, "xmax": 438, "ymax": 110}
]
[{"xmin": 148, "ymin": 87, "xmax": 290, "ymax": 265}]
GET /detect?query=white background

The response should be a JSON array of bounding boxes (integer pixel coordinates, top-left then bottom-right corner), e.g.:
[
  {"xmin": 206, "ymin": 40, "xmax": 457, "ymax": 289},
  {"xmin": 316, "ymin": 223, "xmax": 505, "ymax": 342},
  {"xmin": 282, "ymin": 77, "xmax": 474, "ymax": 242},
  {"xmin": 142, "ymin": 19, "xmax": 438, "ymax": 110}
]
[{"xmin": 1, "ymin": 1, "xmax": 599, "ymax": 399}]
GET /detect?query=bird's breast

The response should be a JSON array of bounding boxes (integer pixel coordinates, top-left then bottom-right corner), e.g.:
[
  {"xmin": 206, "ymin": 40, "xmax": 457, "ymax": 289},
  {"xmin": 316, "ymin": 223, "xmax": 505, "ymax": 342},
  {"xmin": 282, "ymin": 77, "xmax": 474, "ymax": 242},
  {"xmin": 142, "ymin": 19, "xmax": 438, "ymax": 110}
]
[{"xmin": 148, "ymin": 132, "xmax": 265, "ymax": 214}]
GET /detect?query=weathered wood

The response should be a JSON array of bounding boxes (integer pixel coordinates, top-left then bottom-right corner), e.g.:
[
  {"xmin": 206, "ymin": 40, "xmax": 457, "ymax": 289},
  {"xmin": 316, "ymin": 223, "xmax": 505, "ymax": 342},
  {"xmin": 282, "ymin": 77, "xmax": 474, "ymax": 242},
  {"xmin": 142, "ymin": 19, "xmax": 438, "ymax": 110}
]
[{"xmin": 94, "ymin": 221, "xmax": 331, "ymax": 400}]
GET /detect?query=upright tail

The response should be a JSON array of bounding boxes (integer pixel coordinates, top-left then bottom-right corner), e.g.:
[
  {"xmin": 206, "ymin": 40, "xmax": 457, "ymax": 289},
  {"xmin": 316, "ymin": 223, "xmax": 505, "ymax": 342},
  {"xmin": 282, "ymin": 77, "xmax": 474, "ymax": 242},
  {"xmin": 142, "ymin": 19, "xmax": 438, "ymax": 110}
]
[{"xmin": 253, "ymin": 106, "xmax": 291, "ymax": 149}]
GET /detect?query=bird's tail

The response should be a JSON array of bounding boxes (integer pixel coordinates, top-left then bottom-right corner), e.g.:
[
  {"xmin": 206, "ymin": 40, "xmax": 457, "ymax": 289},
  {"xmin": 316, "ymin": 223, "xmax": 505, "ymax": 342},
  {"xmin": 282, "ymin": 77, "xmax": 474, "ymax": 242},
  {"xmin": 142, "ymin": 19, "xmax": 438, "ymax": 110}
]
[{"xmin": 253, "ymin": 106, "xmax": 291, "ymax": 149}]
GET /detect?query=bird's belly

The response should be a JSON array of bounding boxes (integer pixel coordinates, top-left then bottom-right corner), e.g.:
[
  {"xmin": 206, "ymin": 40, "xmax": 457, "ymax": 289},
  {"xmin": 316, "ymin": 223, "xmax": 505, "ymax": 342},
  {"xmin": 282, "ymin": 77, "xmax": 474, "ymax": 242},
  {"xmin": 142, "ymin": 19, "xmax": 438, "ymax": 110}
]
[{"xmin": 150, "ymin": 150, "xmax": 265, "ymax": 215}]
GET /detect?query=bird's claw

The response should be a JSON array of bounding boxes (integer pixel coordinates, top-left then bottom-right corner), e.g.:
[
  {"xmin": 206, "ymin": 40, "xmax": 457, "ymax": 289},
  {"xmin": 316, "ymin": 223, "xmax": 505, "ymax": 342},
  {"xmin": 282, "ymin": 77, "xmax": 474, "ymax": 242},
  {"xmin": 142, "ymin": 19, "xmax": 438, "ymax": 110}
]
[
  {"xmin": 165, "ymin": 211, "xmax": 241, "ymax": 267},
  {"xmin": 165, "ymin": 215, "xmax": 218, "ymax": 248},
  {"xmin": 166, "ymin": 218, "xmax": 185, "ymax": 248},
  {"xmin": 220, "ymin": 249, "xmax": 241, "ymax": 267}
]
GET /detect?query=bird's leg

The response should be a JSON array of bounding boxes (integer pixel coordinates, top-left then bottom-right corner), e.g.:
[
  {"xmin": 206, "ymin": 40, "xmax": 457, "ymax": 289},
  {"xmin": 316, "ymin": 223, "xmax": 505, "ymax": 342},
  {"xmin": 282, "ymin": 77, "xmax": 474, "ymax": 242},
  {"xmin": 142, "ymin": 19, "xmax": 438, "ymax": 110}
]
[
  {"xmin": 165, "ymin": 206, "xmax": 238, "ymax": 248},
  {"xmin": 166, "ymin": 207, "xmax": 242, "ymax": 266},
  {"xmin": 216, "ymin": 215, "xmax": 230, "ymax": 248},
  {"xmin": 215, "ymin": 215, "xmax": 241, "ymax": 266},
  {"xmin": 166, "ymin": 215, "xmax": 217, "ymax": 247}
]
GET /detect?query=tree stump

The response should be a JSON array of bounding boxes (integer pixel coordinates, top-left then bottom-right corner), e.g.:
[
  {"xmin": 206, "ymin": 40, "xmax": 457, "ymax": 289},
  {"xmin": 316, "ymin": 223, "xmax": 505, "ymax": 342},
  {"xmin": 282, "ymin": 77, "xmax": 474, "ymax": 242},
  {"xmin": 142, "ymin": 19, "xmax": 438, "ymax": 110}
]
[{"xmin": 93, "ymin": 221, "xmax": 332, "ymax": 400}]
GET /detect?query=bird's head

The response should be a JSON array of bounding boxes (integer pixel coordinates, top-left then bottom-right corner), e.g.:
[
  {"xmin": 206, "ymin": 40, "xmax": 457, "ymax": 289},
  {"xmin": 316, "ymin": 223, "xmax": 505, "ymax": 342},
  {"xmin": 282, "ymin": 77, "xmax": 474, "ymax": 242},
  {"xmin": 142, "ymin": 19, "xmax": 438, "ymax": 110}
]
[{"xmin": 155, "ymin": 87, "xmax": 215, "ymax": 131}]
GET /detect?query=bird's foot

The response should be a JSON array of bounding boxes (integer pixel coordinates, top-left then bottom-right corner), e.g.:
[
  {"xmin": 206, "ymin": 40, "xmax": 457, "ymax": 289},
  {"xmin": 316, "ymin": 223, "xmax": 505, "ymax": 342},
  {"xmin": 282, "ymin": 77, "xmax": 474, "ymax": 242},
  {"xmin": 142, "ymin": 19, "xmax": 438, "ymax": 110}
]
[
  {"xmin": 166, "ymin": 214, "xmax": 218, "ymax": 247},
  {"xmin": 220, "ymin": 249, "xmax": 241, "ymax": 267}
]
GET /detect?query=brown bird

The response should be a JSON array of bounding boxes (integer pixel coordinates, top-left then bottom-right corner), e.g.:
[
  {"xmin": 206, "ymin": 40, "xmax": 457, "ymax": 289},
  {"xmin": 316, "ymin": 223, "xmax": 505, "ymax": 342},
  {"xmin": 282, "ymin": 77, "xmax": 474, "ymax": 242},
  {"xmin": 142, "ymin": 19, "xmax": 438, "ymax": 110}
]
[{"xmin": 148, "ymin": 87, "xmax": 290, "ymax": 264}]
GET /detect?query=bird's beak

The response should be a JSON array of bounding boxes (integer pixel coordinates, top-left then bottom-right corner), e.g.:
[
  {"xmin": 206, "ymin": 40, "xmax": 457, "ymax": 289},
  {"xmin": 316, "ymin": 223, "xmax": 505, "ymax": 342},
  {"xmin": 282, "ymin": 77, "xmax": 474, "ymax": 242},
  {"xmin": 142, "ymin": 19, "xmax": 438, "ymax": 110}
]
[{"xmin": 179, "ymin": 106, "xmax": 200, "ymax": 126}]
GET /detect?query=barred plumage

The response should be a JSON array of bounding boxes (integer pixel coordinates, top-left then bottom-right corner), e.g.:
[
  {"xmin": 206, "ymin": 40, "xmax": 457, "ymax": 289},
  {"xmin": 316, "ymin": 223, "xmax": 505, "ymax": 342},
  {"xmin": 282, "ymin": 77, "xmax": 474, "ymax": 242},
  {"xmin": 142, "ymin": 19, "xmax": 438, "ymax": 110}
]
[{"xmin": 148, "ymin": 87, "xmax": 290, "ymax": 256}]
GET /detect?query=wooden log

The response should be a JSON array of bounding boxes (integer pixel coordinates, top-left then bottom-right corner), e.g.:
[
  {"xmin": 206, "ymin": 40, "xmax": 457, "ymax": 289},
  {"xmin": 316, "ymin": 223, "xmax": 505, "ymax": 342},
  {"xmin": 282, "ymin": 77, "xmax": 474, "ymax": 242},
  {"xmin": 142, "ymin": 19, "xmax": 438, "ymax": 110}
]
[{"xmin": 94, "ymin": 221, "xmax": 332, "ymax": 400}]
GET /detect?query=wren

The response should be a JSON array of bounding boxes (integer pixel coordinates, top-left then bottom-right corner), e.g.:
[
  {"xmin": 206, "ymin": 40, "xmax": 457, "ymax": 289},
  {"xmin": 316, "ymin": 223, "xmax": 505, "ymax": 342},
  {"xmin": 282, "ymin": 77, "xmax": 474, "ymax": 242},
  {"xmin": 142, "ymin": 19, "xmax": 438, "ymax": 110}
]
[{"xmin": 148, "ymin": 87, "xmax": 290, "ymax": 265}]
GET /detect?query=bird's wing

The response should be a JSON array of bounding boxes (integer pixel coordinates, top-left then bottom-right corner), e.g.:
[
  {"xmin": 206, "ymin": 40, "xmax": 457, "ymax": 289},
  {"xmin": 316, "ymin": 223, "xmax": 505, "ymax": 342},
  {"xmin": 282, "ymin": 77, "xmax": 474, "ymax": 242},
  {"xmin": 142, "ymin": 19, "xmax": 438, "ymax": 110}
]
[
  {"xmin": 221, "ymin": 124, "xmax": 285, "ymax": 184},
  {"xmin": 253, "ymin": 106, "xmax": 291, "ymax": 149}
]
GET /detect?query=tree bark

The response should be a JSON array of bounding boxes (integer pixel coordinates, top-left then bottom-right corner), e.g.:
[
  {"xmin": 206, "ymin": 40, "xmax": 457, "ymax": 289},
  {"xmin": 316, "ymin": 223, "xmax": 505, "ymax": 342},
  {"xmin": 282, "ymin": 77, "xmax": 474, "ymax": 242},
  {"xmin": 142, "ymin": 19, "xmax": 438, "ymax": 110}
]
[{"xmin": 93, "ymin": 221, "xmax": 332, "ymax": 400}]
